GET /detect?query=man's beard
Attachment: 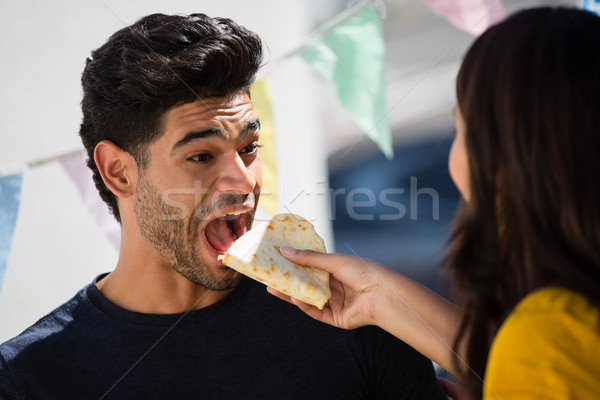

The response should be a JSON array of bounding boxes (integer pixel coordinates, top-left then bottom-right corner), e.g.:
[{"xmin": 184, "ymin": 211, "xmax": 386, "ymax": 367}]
[{"xmin": 133, "ymin": 174, "xmax": 254, "ymax": 291}]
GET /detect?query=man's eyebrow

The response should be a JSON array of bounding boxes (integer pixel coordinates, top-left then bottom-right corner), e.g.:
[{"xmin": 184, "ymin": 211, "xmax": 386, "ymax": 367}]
[
  {"xmin": 171, "ymin": 119, "xmax": 261, "ymax": 153},
  {"xmin": 171, "ymin": 128, "xmax": 222, "ymax": 153}
]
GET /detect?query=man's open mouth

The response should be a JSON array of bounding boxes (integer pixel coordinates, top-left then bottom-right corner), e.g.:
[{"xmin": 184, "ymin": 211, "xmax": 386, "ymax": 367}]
[{"xmin": 204, "ymin": 209, "xmax": 250, "ymax": 254}]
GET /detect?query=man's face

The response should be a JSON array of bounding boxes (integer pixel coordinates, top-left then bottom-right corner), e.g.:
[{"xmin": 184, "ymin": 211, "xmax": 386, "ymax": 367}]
[{"xmin": 133, "ymin": 92, "xmax": 262, "ymax": 290}]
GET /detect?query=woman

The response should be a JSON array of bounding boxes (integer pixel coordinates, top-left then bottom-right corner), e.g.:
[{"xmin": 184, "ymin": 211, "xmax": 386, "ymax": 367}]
[{"xmin": 270, "ymin": 7, "xmax": 600, "ymax": 399}]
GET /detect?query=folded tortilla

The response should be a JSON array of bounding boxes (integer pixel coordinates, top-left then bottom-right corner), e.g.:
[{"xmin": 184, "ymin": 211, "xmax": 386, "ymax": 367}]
[{"xmin": 219, "ymin": 213, "xmax": 330, "ymax": 309}]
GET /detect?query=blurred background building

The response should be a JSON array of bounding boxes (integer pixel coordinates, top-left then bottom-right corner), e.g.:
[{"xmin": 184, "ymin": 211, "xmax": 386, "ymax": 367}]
[{"xmin": 317, "ymin": 0, "xmax": 575, "ymax": 294}]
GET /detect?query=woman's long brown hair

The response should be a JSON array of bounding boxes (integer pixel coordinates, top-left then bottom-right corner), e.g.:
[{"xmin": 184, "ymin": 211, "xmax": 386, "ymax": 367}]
[{"xmin": 446, "ymin": 7, "xmax": 600, "ymax": 398}]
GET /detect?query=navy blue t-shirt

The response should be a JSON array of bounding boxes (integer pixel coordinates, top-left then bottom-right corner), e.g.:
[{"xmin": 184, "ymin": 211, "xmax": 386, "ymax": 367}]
[{"xmin": 0, "ymin": 275, "xmax": 445, "ymax": 399}]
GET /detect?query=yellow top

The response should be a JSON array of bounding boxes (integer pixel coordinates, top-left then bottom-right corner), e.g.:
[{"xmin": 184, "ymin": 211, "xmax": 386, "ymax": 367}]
[{"xmin": 484, "ymin": 287, "xmax": 600, "ymax": 400}]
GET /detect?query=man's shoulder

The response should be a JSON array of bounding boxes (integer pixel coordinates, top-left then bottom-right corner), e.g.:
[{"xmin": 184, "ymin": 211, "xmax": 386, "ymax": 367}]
[{"xmin": 0, "ymin": 285, "xmax": 90, "ymax": 363}]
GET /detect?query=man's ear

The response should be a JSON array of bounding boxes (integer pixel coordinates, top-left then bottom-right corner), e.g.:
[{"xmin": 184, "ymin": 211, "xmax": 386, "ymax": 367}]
[{"xmin": 93, "ymin": 140, "xmax": 139, "ymax": 198}]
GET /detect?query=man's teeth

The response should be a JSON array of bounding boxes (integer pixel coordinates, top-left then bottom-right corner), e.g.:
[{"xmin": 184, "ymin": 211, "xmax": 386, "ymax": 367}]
[
  {"xmin": 226, "ymin": 210, "xmax": 245, "ymax": 216},
  {"xmin": 222, "ymin": 211, "xmax": 245, "ymax": 221}
]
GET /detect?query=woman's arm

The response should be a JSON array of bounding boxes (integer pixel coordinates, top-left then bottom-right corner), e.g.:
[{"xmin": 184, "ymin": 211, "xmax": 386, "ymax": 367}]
[{"xmin": 270, "ymin": 247, "xmax": 464, "ymax": 376}]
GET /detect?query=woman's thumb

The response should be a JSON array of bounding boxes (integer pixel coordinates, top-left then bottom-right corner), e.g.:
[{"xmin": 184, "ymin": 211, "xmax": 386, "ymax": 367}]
[{"xmin": 279, "ymin": 247, "xmax": 338, "ymax": 274}]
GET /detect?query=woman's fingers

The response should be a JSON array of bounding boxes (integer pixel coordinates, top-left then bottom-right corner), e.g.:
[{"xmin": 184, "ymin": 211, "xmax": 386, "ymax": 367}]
[
  {"xmin": 289, "ymin": 297, "xmax": 338, "ymax": 326},
  {"xmin": 266, "ymin": 286, "xmax": 294, "ymax": 304},
  {"xmin": 279, "ymin": 247, "xmax": 344, "ymax": 274},
  {"xmin": 279, "ymin": 248, "xmax": 378, "ymax": 284},
  {"xmin": 266, "ymin": 286, "xmax": 338, "ymax": 327},
  {"xmin": 274, "ymin": 248, "xmax": 386, "ymax": 329}
]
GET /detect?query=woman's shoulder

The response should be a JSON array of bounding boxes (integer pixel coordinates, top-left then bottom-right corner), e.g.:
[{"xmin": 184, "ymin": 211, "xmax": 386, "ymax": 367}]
[
  {"xmin": 510, "ymin": 287, "xmax": 600, "ymax": 321},
  {"xmin": 491, "ymin": 286, "xmax": 600, "ymax": 358},
  {"xmin": 483, "ymin": 287, "xmax": 600, "ymax": 399}
]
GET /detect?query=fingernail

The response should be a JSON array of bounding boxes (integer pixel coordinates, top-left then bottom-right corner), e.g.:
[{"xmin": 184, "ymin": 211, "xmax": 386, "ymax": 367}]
[{"xmin": 279, "ymin": 246, "xmax": 297, "ymax": 255}]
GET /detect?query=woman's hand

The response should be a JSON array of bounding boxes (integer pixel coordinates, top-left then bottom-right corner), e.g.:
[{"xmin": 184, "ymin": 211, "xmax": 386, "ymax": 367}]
[
  {"xmin": 268, "ymin": 247, "xmax": 394, "ymax": 330},
  {"xmin": 269, "ymin": 246, "xmax": 463, "ymax": 376}
]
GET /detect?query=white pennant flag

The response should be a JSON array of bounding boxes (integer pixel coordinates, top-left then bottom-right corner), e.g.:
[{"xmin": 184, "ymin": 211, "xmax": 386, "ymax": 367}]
[{"xmin": 59, "ymin": 150, "xmax": 121, "ymax": 248}]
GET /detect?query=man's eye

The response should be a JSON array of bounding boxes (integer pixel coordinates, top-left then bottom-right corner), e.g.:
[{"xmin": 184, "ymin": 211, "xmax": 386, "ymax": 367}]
[
  {"xmin": 188, "ymin": 153, "xmax": 212, "ymax": 163},
  {"xmin": 241, "ymin": 143, "xmax": 261, "ymax": 155}
]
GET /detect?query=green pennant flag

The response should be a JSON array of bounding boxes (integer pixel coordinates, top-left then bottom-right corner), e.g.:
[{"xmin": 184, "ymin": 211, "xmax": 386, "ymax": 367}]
[{"xmin": 300, "ymin": 5, "xmax": 393, "ymax": 159}]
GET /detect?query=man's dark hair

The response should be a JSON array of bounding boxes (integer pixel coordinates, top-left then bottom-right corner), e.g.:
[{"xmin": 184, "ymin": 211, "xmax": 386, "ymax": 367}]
[{"xmin": 79, "ymin": 13, "xmax": 263, "ymax": 222}]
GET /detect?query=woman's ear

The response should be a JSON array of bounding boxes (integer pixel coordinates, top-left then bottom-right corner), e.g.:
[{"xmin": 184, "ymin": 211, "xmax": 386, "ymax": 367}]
[{"xmin": 93, "ymin": 140, "xmax": 138, "ymax": 199}]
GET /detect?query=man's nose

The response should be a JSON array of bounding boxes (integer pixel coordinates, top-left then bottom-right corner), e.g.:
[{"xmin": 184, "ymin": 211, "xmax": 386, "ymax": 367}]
[{"xmin": 213, "ymin": 152, "xmax": 257, "ymax": 194}]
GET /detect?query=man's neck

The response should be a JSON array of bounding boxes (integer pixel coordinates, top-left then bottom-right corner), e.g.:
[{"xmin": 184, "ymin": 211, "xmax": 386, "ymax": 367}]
[{"xmin": 96, "ymin": 242, "xmax": 232, "ymax": 314}]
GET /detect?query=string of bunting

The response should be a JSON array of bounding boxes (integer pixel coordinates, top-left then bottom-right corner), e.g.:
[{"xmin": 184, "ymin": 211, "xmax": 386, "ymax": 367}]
[
  {"xmin": 0, "ymin": 0, "xmax": 508, "ymax": 296},
  {"xmin": 1, "ymin": 0, "xmax": 510, "ymax": 176}
]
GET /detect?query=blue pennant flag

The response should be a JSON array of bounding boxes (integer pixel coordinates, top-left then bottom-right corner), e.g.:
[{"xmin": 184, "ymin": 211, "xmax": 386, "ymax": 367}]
[
  {"xmin": 583, "ymin": 0, "xmax": 600, "ymax": 14},
  {"xmin": 0, "ymin": 172, "xmax": 24, "ymax": 296}
]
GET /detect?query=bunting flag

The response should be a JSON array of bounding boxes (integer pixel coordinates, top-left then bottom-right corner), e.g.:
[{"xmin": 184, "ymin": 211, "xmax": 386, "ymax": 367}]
[
  {"xmin": 424, "ymin": 0, "xmax": 505, "ymax": 35},
  {"xmin": 299, "ymin": 4, "xmax": 393, "ymax": 159},
  {"xmin": 251, "ymin": 78, "xmax": 278, "ymax": 217},
  {"xmin": 0, "ymin": 172, "xmax": 24, "ymax": 296},
  {"xmin": 59, "ymin": 151, "xmax": 121, "ymax": 248},
  {"xmin": 583, "ymin": 0, "xmax": 600, "ymax": 14}
]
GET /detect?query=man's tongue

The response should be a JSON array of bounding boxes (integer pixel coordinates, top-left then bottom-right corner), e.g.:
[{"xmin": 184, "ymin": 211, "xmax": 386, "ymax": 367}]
[{"xmin": 205, "ymin": 218, "xmax": 235, "ymax": 253}]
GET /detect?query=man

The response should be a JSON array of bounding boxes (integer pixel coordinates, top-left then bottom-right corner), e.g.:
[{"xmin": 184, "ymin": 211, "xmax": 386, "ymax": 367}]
[{"xmin": 0, "ymin": 13, "xmax": 445, "ymax": 399}]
